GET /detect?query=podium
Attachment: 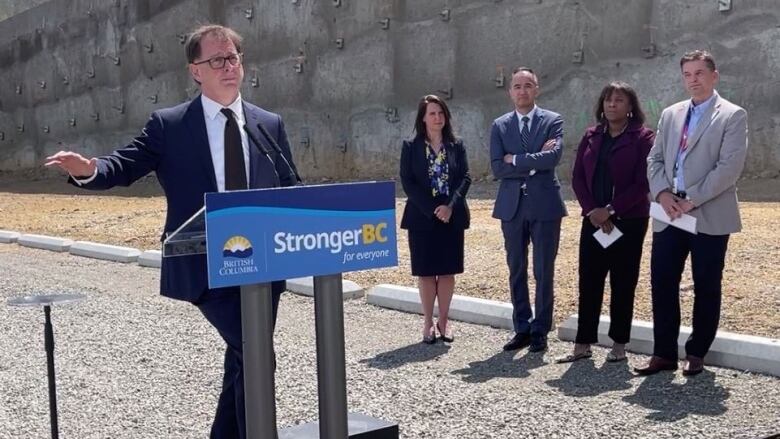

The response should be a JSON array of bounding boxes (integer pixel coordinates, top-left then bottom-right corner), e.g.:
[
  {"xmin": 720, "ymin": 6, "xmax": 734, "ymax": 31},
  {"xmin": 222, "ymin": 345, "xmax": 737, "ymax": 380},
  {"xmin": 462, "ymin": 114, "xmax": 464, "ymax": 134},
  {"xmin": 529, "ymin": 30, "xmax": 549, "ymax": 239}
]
[{"xmin": 164, "ymin": 181, "xmax": 400, "ymax": 439}]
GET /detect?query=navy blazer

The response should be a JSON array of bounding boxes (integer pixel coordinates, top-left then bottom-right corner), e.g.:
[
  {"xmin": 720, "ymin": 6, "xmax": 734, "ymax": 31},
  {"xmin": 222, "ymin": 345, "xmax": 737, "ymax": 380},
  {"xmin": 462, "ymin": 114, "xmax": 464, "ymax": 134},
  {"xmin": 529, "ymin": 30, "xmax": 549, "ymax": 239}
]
[
  {"xmin": 490, "ymin": 108, "xmax": 567, "ymax": 221},
  {"xmin": 572, "ymin": 121, "xmax": 655, "ymax": 218},
  {"xmin": 72, "ymin": 96, "xmax": 299, "ymax": 303},
  {"xmin": 399, "ymin": 137, "xmax": 471, "ymax": 231}
]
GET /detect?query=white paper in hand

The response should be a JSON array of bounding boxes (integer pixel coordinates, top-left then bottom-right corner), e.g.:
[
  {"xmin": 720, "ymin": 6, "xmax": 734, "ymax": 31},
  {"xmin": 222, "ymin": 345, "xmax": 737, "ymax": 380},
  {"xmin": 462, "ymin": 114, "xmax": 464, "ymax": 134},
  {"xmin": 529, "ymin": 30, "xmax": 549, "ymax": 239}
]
[
  {"xmin": 593, "ymin": 226, "xmax": 623, "ymax": 248},
  {"xmin": 650, "ymin": 202, "xmax": 697, "ymax": 234}
]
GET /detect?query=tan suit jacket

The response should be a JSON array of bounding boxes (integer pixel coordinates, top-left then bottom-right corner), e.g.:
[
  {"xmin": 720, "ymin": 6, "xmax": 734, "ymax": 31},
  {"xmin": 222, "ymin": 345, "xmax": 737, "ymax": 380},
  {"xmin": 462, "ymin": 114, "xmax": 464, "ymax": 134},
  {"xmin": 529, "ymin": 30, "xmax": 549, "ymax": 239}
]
[{"xmin": 647, "ymin": 92, "xmax": 748, "ymax": 235}]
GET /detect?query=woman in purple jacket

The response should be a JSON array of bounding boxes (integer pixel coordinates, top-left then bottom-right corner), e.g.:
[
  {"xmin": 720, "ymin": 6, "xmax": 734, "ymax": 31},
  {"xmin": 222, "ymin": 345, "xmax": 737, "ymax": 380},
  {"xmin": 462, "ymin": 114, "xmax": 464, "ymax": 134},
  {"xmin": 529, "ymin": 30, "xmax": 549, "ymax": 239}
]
[{"xmin": 558, "ymin": 82, "xmax": 655, "ymax": 363}]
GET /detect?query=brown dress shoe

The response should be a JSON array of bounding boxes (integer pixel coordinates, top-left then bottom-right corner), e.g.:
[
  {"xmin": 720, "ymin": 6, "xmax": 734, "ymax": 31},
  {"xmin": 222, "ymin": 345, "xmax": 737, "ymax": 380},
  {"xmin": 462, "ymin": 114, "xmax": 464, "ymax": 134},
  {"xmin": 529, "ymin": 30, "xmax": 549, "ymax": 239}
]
[
  {"xmin": 682, "ymin": 355, "xmax": 705, "ymax": 376},
  {"xmin": 634, "ymin": 356, "xmax": 678, "ymax": 376}
]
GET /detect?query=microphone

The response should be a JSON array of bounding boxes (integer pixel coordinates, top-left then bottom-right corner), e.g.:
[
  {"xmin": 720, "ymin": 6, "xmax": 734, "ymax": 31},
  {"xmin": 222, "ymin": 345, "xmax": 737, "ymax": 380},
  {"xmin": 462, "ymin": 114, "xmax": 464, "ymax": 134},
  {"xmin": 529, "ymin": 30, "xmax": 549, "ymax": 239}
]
[
  {"xmin": 254, "ymin": 121, "xmax": 303, "ymax": 185},
  {"xmin": 243, "ymin": 124, "xmax": 280, "ymax": 186},
  {"xmin": 242, "ymin": 124, "xmax": 272, "ymax": 156}
]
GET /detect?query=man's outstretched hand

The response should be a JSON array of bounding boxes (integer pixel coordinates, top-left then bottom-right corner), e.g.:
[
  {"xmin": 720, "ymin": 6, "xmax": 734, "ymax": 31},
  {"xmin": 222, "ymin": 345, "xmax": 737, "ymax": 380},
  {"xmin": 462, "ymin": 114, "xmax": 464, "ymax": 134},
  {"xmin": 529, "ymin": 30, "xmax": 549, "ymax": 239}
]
[{"xmin": 45, "ymin": 151, "xmax": 97, "ymax": 178}]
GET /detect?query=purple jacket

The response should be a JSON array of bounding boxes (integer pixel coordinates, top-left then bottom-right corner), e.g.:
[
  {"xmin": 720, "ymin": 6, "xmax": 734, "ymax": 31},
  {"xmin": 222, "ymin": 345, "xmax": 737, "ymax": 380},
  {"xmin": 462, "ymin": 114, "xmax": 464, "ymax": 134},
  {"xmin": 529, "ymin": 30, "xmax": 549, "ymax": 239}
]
[{"xmin": 571, "ymin": 121, "xmax": 655, "ymax": 218}]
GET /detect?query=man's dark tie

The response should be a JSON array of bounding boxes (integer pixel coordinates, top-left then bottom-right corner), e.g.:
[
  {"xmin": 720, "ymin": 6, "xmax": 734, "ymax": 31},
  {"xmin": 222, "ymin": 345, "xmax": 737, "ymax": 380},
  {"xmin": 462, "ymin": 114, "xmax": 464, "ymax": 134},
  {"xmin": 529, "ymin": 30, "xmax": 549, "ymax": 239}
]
[
  {"xmin": 221, "ymin": 108, "xmax": 247, "ymax": 190},
  {"xmin": 520, "ymin": 116, "xmax": 531, "ymax": 151}
]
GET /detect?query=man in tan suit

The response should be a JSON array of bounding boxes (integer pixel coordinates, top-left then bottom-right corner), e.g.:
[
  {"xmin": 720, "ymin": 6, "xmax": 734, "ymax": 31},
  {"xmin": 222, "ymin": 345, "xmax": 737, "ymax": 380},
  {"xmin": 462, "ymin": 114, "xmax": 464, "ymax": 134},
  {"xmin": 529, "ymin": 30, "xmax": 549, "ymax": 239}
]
[{"xmin": 635, "ymin": 50, "xmax": 748, "ymax": 376}]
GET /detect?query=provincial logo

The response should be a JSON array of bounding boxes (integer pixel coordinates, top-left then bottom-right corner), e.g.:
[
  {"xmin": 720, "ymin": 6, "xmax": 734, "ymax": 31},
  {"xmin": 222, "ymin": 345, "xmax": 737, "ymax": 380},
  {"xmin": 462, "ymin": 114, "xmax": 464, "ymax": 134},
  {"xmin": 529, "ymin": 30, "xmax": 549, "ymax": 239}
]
[
  {"xmin": 219, "ymin": 235, "xmax": 259, "ymax": 276},
  {"xmin": 223, "ymin": 235, "xmax": 253, "ymax": 258}
]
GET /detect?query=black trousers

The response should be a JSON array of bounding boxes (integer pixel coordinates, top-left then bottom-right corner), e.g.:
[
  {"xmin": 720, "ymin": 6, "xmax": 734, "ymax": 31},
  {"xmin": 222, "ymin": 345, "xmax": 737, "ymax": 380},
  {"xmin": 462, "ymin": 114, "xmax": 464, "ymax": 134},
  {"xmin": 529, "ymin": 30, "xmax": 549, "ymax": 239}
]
[
  {"xmin": 650, "ymin": 226, "xmax": 729, "ymax": 360},
  {"xmin": 196, "ymin": 287, "xmax": 283, "ymax": 439},
  {"xmin": 576, "ymin": 217, "xmax": 648, "ymax": 344}
]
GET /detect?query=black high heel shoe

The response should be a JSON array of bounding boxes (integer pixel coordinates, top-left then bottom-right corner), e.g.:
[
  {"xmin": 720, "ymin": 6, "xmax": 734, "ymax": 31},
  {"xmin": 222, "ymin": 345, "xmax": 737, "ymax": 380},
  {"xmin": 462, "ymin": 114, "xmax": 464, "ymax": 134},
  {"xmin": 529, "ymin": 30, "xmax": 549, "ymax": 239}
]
[
  {"xmin": 422, "ymin": 324, "xmax": 436, "ymax": 344},
  {"xmin": 436, "ymin": 322, "xmax": 454, "ymax": 343}
]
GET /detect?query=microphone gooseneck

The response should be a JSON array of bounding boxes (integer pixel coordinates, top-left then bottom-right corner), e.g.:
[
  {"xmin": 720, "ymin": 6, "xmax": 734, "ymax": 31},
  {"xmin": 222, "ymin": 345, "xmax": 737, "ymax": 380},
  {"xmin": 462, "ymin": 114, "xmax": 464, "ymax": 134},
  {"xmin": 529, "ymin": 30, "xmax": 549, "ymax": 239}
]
[
  {"xmin": 254, "ymin": 121, "xmax": 303, "ymax": 184},
  {"xmin": 242, "ymin": 124, "xmax": 272, "ymax": 156},
  {"xmin": 243, "ymin": 124, "xmax": 280, "ymax": 186}
]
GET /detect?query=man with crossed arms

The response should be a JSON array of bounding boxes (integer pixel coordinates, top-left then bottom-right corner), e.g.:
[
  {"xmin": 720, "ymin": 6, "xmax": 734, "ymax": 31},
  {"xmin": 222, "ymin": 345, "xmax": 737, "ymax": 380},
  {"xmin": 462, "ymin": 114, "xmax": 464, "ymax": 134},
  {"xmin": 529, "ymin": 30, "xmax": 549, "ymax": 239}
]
[{"xmin": 490, "ymin": 67, "xmax": 566, "ymax": 353}]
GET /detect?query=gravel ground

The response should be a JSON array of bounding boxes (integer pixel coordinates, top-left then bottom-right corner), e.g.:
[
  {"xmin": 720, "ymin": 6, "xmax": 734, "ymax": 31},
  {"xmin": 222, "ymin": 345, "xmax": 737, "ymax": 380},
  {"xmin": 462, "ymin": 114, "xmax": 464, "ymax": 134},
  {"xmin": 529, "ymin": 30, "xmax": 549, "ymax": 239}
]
[
  {"xmin": 1, "ymin": 245, "xmax": 778, "ymax": 438},
  {"xmin": 1, "ymin": 176, "xmax": 779, "ymax": 339}
]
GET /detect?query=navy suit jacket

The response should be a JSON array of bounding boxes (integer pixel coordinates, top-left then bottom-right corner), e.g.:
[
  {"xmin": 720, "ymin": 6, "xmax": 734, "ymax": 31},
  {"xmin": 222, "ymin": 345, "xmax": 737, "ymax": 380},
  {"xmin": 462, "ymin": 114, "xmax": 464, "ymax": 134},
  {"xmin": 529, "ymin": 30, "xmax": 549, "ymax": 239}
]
[
  {"xmin": 399, "ymin": 137, "xmax": 471, "ymax": 231},
  {"xmin": 490, "ymin": 108, "xmax": 567, "ymax": 221},
  {"xmin": 72, "ymin": 96, "xmax": 298, "ymax": 303}
]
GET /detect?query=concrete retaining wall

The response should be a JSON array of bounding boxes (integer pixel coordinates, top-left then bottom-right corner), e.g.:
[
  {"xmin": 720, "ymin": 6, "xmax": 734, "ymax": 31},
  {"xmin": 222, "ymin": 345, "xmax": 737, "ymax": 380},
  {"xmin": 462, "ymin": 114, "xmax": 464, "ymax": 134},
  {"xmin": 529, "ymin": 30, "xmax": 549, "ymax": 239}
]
[{"xmin": 1, "ymin": 0, "xmax": 778, "ymax": 180}]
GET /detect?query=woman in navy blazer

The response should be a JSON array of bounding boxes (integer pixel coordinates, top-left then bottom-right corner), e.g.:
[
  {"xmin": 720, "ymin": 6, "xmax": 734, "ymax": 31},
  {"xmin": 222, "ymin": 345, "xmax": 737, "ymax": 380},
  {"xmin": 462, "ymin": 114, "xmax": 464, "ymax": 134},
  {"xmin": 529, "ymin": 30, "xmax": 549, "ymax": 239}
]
[
  {"xmin": 400, "ymin": 94, "xmax": 471, "ymax": 344},
  {"xmin": 559, "ymin": 82, "xmax": 655, "ymax": 363}
]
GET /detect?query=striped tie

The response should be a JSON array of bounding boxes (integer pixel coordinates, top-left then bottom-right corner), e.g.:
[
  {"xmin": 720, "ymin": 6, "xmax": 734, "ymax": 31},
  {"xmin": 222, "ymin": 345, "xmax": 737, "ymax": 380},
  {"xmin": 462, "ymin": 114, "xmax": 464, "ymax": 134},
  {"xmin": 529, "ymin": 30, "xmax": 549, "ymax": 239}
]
[{"xmin": 520, "ymin": 116, "xmax": 531, "ymax": 151}]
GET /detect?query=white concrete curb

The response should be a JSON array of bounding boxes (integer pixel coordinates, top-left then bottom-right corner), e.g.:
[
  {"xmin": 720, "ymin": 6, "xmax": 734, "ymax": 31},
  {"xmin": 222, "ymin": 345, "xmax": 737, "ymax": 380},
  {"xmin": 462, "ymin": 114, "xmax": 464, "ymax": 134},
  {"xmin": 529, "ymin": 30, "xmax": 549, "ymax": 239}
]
[
  {"xmin": 287, "ymin": 276, "xmax": 365, "ymax": 300},
  {"xmin": 138, "ymin": 250, "xmax": 162, "ymax": 268},
  {"xmin": 558, "ymin": 315, "xmax": 780, "ymax": 376},
  {"xmin": 0, "ymin": 230, "xmax": 21, "ymax": 243},
  {"xmin": 69, "ymin": 241, "xmax": 142, "ymax": 263},
  {"xmin": 5, "ymin": 229, "xmax": 780, "ymax": 377},
  {"xmin": 366, "ymin": 284, "xmax": 516, "ymax": 330},
  {"xmin": 17, "ymin": 234, "xmax": 73, "ymax": 252}
]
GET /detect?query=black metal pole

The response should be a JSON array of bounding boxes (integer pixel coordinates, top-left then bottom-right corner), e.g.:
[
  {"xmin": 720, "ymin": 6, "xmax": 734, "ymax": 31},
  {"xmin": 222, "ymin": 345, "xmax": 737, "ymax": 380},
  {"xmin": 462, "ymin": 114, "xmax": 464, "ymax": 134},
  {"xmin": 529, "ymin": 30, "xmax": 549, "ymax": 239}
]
[
  {"xmin": 240, "ymin": 283, "xmax": 278, "ymax": 439},
  {"xmin": 43, "ymin": 305, "xmax": 59, "ymax": 439},
  {"xmin": 313, "ymin": 274, "xmax": 348, "ymax": 438}
]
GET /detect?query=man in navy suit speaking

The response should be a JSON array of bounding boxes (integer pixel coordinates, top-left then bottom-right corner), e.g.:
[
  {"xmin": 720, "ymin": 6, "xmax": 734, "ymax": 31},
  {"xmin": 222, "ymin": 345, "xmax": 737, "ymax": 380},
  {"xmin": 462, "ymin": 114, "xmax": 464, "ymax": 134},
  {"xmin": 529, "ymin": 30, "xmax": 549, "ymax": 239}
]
[
  {"xmin": 45, "ymin": 25, "xmax": 299, "ymax": 438},
  {"xmin": 490, "ymin": 67, "xmax": 567, "ymax": 353}
]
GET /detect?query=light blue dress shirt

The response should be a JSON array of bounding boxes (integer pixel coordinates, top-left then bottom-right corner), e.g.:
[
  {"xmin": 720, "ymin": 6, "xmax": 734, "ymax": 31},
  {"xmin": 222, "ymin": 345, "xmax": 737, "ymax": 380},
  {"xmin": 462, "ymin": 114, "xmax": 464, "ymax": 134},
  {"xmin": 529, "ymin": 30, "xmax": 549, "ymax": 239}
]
[{"xmin": 674, "ymin": 91, "xmax": 718, "ymax": 193}]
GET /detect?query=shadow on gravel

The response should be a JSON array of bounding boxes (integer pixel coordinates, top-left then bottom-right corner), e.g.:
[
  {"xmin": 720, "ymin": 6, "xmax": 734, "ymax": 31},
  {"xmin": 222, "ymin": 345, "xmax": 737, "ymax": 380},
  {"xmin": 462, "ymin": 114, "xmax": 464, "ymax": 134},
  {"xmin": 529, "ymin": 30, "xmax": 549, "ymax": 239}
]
[
  {"xmin": 544, "ymin": 359, "xmax": 633, "ymax": 396},
  {"xmin": 450, "ymin": 350, "xmax": 547, "ymax": 383},
  {"xmin": 622, "ymin": 371, "xmax": 729, "ymax": 421},
  {"xmin": 359, "ymin": 342, "xmax": 451, "ymax": 370}
]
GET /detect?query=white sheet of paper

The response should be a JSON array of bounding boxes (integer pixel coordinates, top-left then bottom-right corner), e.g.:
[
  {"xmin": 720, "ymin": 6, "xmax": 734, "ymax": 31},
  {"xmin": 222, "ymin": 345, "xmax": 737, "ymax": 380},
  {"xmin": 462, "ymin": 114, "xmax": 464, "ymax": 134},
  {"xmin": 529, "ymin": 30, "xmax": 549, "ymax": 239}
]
[
  {"xmin": 593, "ymin": 226, "xmax": 623, "ymax": 248},
  {"xmin": 650, "ymin": 202, "xmax": 697, "ymax": 234}
]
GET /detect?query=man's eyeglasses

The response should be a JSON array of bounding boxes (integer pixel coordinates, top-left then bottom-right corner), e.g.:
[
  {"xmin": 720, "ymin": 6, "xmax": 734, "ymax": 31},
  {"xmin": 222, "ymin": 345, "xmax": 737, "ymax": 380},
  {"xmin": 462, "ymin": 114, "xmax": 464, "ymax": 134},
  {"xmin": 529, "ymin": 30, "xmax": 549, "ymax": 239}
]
[{"xmin": 192, "ymin": 53, "xmax": 243, "ymax": 69}]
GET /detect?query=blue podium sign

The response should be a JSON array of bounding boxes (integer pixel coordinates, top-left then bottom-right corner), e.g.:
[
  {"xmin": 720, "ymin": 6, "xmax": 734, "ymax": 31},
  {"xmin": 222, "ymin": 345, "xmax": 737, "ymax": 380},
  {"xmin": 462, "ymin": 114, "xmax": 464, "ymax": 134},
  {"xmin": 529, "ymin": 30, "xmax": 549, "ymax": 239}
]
[{"xmin": 205, "ymin": 181, "xmax": 397, "ymax": 289}]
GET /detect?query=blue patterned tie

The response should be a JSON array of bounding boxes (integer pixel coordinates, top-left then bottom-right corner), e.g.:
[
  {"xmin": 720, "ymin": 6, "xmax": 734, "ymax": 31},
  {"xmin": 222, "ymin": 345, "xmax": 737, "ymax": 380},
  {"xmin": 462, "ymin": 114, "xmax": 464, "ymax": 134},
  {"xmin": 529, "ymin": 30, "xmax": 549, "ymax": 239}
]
[{"xmin": 520, "ymin": 116, "xmax": 531, "ymax": 151}]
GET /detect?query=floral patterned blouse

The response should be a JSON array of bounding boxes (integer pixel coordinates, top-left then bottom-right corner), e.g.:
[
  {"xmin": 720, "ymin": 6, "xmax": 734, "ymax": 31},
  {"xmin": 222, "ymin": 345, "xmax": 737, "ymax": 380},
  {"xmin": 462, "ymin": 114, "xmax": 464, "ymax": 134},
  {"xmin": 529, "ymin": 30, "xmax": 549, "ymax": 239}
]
[{"xmin": 426, "ymin": 143, "xmax": 450, "ymax": 197}]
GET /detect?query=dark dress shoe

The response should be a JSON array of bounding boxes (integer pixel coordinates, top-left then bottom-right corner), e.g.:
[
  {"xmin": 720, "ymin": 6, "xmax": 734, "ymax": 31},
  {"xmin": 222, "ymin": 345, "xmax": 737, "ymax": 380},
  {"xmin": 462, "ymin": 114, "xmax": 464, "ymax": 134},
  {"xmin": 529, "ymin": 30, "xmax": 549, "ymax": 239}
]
[
  {"xmin": 529, "ymin": 335, "xmax": 548, "ymax": 353},
  {"xmin": 682, "ymin": 355, "xmax": 705, "ymax": 376},
  {"xmin": 503, "ymin": 333, "xmax": 531, "ymax": 351},
  {"xmin": 437, "ymin": 323, "xmax": 454, "ymax": 343},
  {"xmin": 634, "ymin": 356, "xmax": 678, "ymax": 376},
  {"xmin": 422, "ymin": 324, "xmax": 436, "ymax": 344}
]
